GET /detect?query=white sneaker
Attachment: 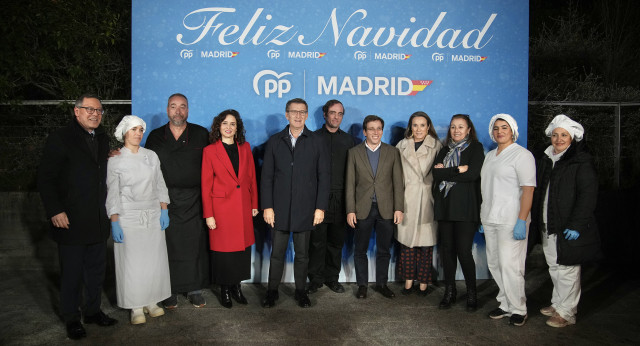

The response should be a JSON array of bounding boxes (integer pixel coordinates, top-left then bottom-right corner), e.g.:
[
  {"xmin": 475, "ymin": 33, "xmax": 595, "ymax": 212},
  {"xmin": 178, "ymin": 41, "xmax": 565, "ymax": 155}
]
[
  {"xmin": 546, "ymin": 312, "xmax": 575, "ymax": 328},
  {"xmin": 540, "ymin": 306, "xmax": 556, "ymax": 317},
  {"xmin": 131, "ymin": 308, "xmax": 146, "ymax": 324},
  {"xmin": 144, "ymin": 304, "xmax": 165, "ymax": 318}
]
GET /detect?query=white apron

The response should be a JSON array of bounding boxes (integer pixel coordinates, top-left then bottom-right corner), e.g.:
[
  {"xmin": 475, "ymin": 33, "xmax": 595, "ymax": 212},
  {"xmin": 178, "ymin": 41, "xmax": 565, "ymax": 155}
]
[{"xmin": 106, "ymin": 147, "xmax": 171, "ymax": 308}]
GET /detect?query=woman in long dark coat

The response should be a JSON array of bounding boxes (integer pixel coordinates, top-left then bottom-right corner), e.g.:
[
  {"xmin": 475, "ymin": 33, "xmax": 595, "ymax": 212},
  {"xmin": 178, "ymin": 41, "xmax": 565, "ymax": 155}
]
[
  {"xmin": 432, "ymin": 114, "xmax": 484, "ymax": 311},
  {"xmin": 530, "ymin": 114, "xmax": 601, "ymax": 327}
]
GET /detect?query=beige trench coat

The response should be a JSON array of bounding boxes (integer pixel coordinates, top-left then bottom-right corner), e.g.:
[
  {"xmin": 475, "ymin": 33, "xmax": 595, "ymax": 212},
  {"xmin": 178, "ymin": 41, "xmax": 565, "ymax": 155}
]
[{"xmin": 395, "ymin": 135, "xmax": 442, "ymax": 247}]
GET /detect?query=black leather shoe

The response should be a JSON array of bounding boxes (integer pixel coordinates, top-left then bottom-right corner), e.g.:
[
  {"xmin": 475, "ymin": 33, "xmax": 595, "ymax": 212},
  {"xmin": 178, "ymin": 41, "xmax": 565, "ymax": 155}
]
[
  {"xmin": 466, "ymin": 287, "xmax": 478, "ymax": 312},
  {"xmin": 439, "ymin": 285, "xmax": 457, "ymax": 309},
  {"xmin": 231, "ymin": 284, "xmax": 248, "ymax": 305},
  {"xmin": 401, "ymin": 287, "xmax": 414, "ymax": 296},
  {"xmin": 220, "ymin": 285, "xmax": 232, "ymax": 309},
  {"xmin": 306, "ymin": 282, "xmax": 323, "ymax": 294},
  {"xmin": 261, "ymin": 289, "xmax": 279, "ymax": 308},
  {"xmin": 356, "ymin": 285, "xmax": 367, "ymax": 299},
  {"xmin": 294, "ymin": 290, "xmax": 311, "ymax": 308},
  {"xmin": 83, "ymin": 311, "xmax": 117, "ymax": 326},
  {"xmin": 162, "ymin": 294, "xmax": 178, "ymax": 309},
  {"xmin": 376, "ymin": 285, "xmax": 396, "ymax": 299},
  {"xmin": 325, "ymin": 281, "xmax": 345, "ymax": 293},
  {"xmin": 417, "ymin": 286, "xmax": 434, "ymax": 297},
  {"xmin": 66, "ymin": 321, "xmax": 86, "ymax": 340}
]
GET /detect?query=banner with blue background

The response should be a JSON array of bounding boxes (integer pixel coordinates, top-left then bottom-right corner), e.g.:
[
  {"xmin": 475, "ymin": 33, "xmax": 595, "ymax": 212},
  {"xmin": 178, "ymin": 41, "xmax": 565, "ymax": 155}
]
[{"xmin": 133, "ymin": 0, "xmax": 529, "ymax": 282}]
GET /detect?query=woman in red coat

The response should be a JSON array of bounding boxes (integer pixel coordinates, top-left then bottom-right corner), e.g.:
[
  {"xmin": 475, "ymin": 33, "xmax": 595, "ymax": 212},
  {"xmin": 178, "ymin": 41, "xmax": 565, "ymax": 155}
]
[{"xmin": 201, "ymin": 109, "xmax": 258, "ymax": 308}]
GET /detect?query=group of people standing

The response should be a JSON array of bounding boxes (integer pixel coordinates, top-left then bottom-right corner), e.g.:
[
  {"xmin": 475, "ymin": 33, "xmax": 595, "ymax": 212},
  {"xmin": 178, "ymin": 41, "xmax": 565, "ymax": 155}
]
[{"xmin": 38, "ymin": 92, "xmax": 600, "ymax": 340}]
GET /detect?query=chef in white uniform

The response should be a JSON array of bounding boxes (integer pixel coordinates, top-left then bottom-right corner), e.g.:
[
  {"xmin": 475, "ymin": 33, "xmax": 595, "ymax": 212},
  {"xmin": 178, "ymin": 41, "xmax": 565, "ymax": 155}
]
[
  {"xmin": 480, "ymin": 113, "xmax": 536, "ymax": 327},
  {"xmin": 106, "ymin": 115, "xmax": 171, "ymax": 324}
]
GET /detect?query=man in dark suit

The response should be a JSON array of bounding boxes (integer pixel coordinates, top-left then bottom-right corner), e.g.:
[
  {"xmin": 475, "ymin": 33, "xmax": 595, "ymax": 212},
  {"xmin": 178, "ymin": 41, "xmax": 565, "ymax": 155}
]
[
  {"xmin": 38, "ymin": 94, "xmax": 117, "ymax": 340},
  {"xmin": 307, "ymin": 99, "xmax": 355, "ymax": 294},
  {"xmin": 345, "ymin": 115, "xmax": 404, "ymax": 299},
  {"xmin": 260, "ymin": 98, "xmax": 330, "ymax": 308}
]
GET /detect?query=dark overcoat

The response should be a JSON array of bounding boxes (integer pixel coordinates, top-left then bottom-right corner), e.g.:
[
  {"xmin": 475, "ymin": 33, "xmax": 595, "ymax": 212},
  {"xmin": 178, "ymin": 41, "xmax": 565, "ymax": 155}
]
[
  {"xmin": 260, "ymin": 125, "xmax": 330, "ymax": 232},
  {"xmin": 530, "ymin": 140, "xmax": 602, "ymax": 265},
  {"xmin": 37, "ymin": 119, "xmax": 110, "ymax": 245},
  {"xmin": 431, "ymin": 140, "xmax": 485, "ymax": 223}
]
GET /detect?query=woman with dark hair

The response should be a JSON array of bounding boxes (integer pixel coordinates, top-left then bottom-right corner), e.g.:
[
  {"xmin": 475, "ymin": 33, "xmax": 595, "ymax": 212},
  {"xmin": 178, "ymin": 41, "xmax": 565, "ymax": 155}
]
[
  {"xmin": 480, "ymin": 114, "xmax": 536, "ymax": 327},
  {"xmin": 201, "ymin": 109, "xmax": 258, "ymax": 308},
  {"xmin": 432, "ymin": 114, "xmax": 484, "ymax": 311},
  {"xmin": 395, "ymin": 111, "xmax": 442, "ymax": 295},
  {"xmin": 530, "ymin": 114, "xmax": 600, "ymax": 328}
]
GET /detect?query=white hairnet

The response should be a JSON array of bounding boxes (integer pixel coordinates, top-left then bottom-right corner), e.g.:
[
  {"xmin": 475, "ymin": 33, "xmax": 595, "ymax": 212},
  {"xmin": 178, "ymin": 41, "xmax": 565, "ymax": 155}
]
[
  {"xmin": 114, "ymin": 115, "xmax": 146, "ymax": 143},
  {"xmin": 544, "ymin": 114, "xmax": 584, "ymax": 142},
  {"xmin": 488, "ymin": 113, "xmax": 519, "ymax": 143}
]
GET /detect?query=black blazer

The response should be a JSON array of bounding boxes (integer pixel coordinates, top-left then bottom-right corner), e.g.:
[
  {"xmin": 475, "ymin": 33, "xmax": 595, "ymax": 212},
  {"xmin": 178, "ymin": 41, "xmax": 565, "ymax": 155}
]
[
  {"xmin": 260, "ymin": 125, "xmax": 330, "ymax": 232},
  {"xmin": 530, "ymin": 140, "xmax": 601, "ymax": 265},
  {"xmin": 37, "ymin": 120, "xmax": 110, "ymax": 245},
  {"xmin": 432, "ymin": 140, "xmax": 484, "ymax": 223}
]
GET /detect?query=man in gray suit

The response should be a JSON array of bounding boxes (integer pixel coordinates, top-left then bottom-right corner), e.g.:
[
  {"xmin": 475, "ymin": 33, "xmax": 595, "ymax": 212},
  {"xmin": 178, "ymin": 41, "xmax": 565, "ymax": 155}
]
[{"xmin": 345, "ymin": 115, "xmax": 404, "ymax": 299}]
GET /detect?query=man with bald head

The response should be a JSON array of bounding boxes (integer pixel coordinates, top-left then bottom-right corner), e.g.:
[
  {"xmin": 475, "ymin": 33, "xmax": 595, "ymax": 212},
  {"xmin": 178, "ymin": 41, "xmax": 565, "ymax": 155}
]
[{"xmin": 145, "ymin": 93, "xmax": 210, "ymax": 309}]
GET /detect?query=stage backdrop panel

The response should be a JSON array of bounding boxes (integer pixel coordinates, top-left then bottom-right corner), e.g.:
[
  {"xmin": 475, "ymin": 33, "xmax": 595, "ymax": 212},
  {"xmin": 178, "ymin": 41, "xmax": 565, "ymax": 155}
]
[{"xmin": 133, "ymin": 0, "xmax": 529, "ymax": 283}]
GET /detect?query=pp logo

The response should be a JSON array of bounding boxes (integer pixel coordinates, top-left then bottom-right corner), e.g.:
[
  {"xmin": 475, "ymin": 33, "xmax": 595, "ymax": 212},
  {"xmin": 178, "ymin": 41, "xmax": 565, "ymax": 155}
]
[
  {"xmin": 267, "ymin": 50, "xmax": 280, "ymax": 59},
  {"xmin": 253, "ymin": 70, "xmax": 292, "ymax": 98},
  {"xmin": 180, "ymin": 49, "xmax": 194, "ymax": 59},
  {"xmin": 354, "ymin": 51, "xmax": 367, "ymax": 60},
  {"xmin": 431, "ymin": 53, "xmax": 444, "ymax": 62}
]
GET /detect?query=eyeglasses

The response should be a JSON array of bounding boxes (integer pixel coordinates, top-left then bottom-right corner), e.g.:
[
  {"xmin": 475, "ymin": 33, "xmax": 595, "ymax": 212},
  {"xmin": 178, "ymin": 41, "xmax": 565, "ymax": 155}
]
[
  {"xmin": 287, "ymin": 110, "xmax": 307, "ymax": 116},
  {"xmin": 78, "ymin": 106, "xmax": 105, "ymax": 115}
]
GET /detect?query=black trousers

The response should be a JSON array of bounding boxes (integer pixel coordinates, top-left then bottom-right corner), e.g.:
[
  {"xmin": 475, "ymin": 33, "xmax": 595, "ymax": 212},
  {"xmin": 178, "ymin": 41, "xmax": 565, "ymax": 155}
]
[
  {"xmin": 58, "ymin": 241, "xmax": 107, "ymax": 323},
  {"xmin": 354, "ymin": 203, "xmax": 394, "ymax": 286},
  {"xmin": 308, "ymin": 220, "xmax": 346, "ymax": 284},
  {"xmin": 438, "ymin": 220, "xmax": 477, "ymax": 288},
  {"xmin": 268, "ymin": 229, "xmax": 311, "ymax": 291}
]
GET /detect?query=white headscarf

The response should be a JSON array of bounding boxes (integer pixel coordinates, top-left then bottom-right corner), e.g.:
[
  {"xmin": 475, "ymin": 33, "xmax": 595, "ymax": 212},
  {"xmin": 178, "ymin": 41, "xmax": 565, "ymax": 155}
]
[
  {"xmin": 114, "ymin": 115, "xmax": 146, "ymax": 143},
  {"xmin": 544, "ymin": 114, "xmax": 584, "ymax": 142},
  {"xmin": 488, "ymin": 113, "xmax": 519, "ymax": 142}
]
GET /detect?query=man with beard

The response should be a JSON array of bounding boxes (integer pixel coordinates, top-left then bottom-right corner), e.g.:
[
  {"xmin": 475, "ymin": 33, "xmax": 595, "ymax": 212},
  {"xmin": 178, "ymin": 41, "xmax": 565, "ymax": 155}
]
[
  {"xmin": 145, "ymin": 93, "xmax": 210, "ymax": 308},
  {"xmin": 307, "ymin": 100, "xmax": 355, "ymax": 294}
]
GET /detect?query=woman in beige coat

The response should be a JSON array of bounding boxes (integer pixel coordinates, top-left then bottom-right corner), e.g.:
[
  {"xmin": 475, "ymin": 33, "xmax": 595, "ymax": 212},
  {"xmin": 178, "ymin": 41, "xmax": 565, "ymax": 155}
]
[{"xmin": 395, "ymin": 111, "xmax": 442, "ymax": 295}]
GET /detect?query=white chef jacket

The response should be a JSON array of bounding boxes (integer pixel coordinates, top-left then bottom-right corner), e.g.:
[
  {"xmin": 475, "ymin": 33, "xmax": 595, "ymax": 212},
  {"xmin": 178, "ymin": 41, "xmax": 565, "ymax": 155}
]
[{"xmin": 480, "ymin": 143, "xmax": 536, "ymax": 225}]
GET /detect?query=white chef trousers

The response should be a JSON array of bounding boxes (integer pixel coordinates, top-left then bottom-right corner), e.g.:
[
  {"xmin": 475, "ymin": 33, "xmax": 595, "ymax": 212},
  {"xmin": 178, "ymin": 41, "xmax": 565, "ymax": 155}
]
[
  {"xmin": 541, "ymin": 228, "xmax": 581, "ymax": 324},
  {"xmin": 484, "ymin": 223, "xmax": 527, "ymax": 316}
]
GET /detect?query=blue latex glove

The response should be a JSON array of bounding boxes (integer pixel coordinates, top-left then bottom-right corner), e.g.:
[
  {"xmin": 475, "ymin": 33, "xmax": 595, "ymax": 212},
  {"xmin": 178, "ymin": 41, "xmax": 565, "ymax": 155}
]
[
  {"xmin": 111, "ymin": 221, "xmax": 124, "ymax": 243},
  {"xmin": 160, "ymin": 209, "xmax": 170, "ymax": 230},
  {"xmin": 563, "ymin": 229, "xmax": 580, "ymax": 240},
  {"xmin": 478, "ymin": 225, "xmax": 484, "ymax": 234},
  {"xmin": 513, "ymin": 219, "xmax": 527, "ymax": 240}
]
